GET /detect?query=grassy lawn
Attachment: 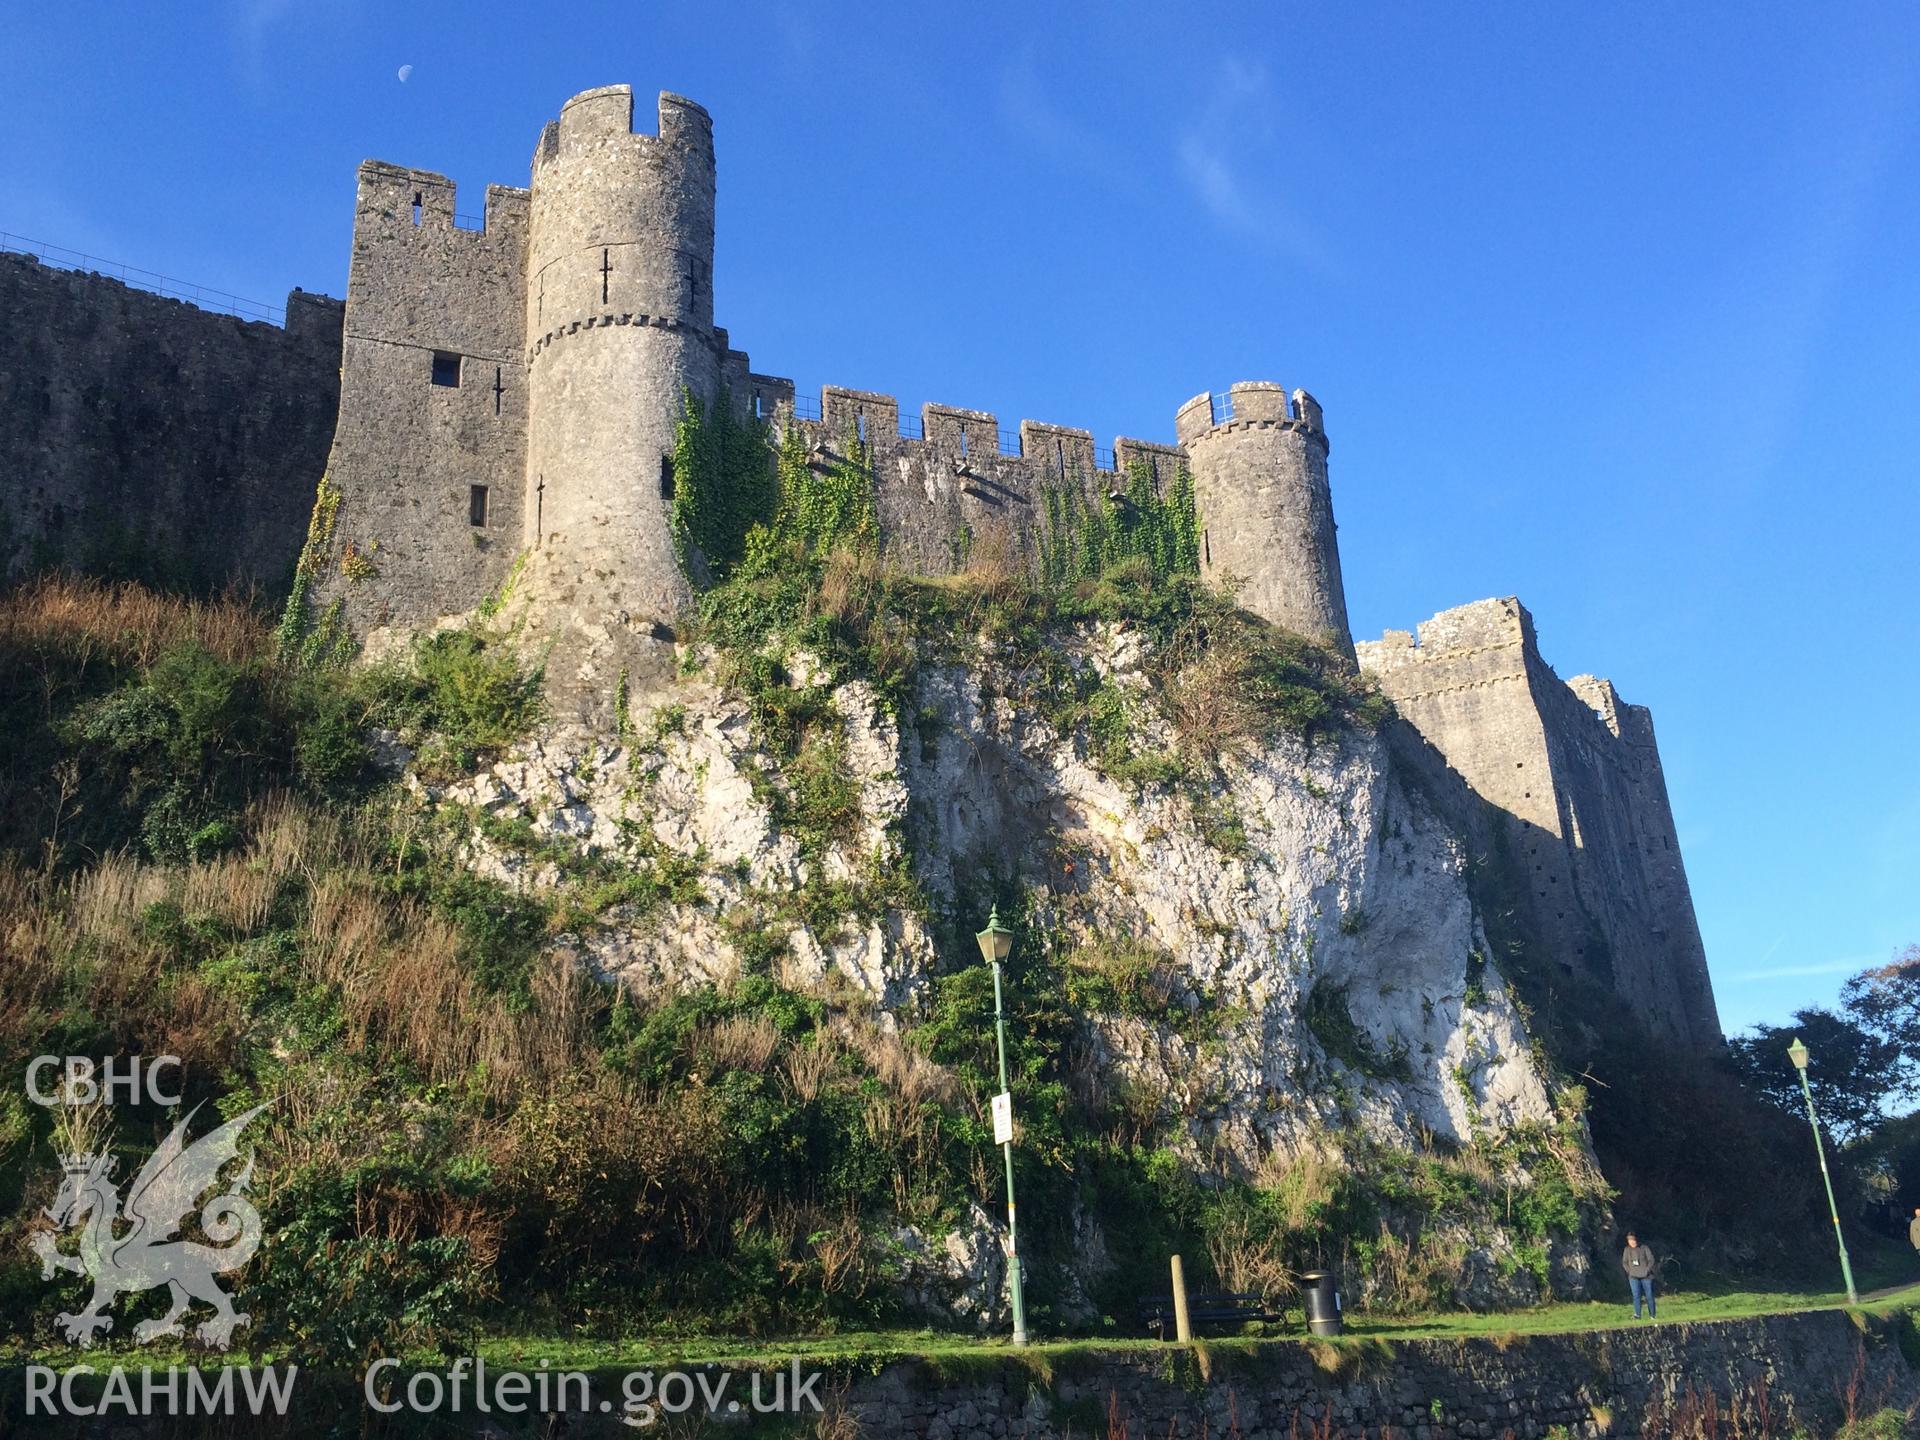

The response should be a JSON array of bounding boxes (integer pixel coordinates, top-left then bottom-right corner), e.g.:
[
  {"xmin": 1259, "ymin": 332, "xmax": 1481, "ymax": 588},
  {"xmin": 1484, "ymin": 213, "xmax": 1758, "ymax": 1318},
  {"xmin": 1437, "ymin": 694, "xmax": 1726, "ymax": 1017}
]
[
  {"xmin": 7, "ymin": 1280, "xmax": 1915, "ymax": 1375},
  {"xmin": 455, "ymin": 1281, "xmax": 1920, "ymax": 1374}
]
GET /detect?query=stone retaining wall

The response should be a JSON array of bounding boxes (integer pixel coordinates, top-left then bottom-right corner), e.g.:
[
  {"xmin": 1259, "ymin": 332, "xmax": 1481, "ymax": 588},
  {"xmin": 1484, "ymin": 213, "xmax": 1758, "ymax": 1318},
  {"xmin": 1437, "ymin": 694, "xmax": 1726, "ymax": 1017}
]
[{"xmin": 846, "ymin": 1310, "xmax": 1915, "ymax": 1439}]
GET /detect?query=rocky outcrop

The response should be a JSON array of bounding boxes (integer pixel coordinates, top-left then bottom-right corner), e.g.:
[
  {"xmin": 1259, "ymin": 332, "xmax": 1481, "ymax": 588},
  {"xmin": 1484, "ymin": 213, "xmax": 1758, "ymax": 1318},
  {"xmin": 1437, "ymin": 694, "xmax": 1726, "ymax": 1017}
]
[{"xmin": 416, "ymin": 625, "xmax": 1579, "ymax": 1320}]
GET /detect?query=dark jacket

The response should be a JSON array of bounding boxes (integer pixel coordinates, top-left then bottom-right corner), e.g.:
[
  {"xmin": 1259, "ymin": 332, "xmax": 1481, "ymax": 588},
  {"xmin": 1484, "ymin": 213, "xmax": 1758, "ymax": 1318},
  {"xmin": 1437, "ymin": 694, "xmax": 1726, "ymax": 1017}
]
[{"xmin": 1622, "ymin": 1244, "xmax": 1656, "ymax": 1280}]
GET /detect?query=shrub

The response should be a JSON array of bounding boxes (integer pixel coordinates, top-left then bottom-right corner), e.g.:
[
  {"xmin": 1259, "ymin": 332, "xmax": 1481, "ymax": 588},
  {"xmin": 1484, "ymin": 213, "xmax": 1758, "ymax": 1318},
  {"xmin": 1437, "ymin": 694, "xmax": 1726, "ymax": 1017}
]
[{"xmin": 361, "ymin": 628, "xmax": 543, "ymax": 774}]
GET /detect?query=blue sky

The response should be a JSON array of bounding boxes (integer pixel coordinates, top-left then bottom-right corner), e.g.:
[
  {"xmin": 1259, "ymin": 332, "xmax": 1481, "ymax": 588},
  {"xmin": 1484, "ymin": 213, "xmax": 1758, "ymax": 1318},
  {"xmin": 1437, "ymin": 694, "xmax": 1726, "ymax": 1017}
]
[{"xmin": 4, "ymin": 2, "xmax": 1916, "ymax": 1035}]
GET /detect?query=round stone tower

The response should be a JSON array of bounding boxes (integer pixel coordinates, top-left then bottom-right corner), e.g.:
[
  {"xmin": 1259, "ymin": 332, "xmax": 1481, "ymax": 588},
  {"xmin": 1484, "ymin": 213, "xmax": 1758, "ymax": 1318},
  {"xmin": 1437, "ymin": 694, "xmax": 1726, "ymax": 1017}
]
[
  {"xmin": 1176, "ymin": 382, "xmax": 1353, "ymax": 659},
  {"xmin": 523, "ymin": 86, "xmax": 719, "ymax": 624}
]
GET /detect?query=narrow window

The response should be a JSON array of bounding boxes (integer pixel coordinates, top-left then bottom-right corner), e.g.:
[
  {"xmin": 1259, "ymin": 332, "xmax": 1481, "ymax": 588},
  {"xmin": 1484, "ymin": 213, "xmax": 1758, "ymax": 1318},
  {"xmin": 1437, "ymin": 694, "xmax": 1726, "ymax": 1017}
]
[
  {"xmin": 958, "ymin": 426, "xmax": 969, "ymax": 458},
  {"xmin": 1203, "ymin": 529, "xmax": 1211, "ymax": 566},
  {"xmin": 659, "ymin": 455, "xmax": 676, "ymax": 499},
  {"xmin": 857, "ymin": 412, "xmax": 868, "ymax": 445},
  {"xmin": 431, "ymin": 351, "xmax": 461, "ymax": 387},
  {"xmin": 753, "ymin": 390, "xmax": 764, "ymax": 419},
  {"xmin": 469, "ymin": 484, "xmax": 489, "ymax": 527},
  {"xmin": 1055, "ymin": 439, "xmax": 1066, "ymax": 475},
  {"xmin": 492, "ymin": 366, "xmax": 504, "ymax": 415},
  {"xmin": 600, "ymin": 248, "xmax": 612, "ymax": 304},
  {"xmin": 412, "ymin": 190, "xmax": 423, "ymax": 225}
]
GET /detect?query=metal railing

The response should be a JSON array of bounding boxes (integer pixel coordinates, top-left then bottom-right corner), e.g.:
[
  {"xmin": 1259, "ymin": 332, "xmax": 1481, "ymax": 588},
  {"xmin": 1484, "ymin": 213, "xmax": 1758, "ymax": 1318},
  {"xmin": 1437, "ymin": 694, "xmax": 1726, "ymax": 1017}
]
[
  {"xmin": 0, "ymin": 230, "xmax": 286, "ymax": 324},
  {"xmin": 452, "ymin": 212, "xmax": 487, "ymax": 231},
  {"xmin": 1207, "ymin": 388, "xmax": 1296, "ymax": 424}
]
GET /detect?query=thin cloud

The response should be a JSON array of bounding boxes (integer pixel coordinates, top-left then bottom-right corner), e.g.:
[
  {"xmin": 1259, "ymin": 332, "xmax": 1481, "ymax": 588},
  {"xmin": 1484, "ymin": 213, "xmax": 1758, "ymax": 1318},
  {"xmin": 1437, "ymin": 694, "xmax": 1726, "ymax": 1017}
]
[
  {"xmin": 1173, "ymin": 59, "xmax": 1331, "ymax": 269},
  {"xmin": 1177, "ymin": 135, "xmax": 1257, "ymax": 230},
  {"xmin": 995, "ymin": 48, "xmax": 1137, "ymax": 189},
  {"xmin": 231, "ymin": 0, "xmax": 297, "ymax": 88},
  {"xmin": 770, "ymin": 5, "xmax": 816, "ymax": 73}
]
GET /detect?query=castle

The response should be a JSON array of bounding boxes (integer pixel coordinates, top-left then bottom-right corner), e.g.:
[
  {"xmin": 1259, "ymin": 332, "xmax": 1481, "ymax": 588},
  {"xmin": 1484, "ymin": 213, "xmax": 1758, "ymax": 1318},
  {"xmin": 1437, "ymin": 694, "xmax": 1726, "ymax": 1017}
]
[
  {"xmin": 310, "ymin": 85, "xmax": 1352, "ymax": 701},
  {"xmin": 0, "ymin": 85, "xmax": 1720, "ymax": 1047}
]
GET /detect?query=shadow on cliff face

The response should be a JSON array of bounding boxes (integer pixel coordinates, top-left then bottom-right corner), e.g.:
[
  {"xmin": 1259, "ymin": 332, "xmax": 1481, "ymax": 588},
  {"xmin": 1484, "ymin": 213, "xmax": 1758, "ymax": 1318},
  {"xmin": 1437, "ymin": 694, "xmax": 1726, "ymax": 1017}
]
[{"xmin": 1384, "ymin": 718, "xmax": 1852, "ymax": 1283}]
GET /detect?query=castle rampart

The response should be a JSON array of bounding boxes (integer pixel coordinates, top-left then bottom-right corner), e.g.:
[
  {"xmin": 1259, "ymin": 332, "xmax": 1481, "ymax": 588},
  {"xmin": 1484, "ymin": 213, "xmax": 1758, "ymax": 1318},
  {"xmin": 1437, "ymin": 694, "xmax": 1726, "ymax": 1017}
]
[
  {"xmin": 775, "ymin": 386, "xmax": 1220, "ymax": 581},
  {"xmin": 1357, "ymin": 599, "xmax": 1721, "ymax": 1047},
  {"xmin": 0, "ymin": 252, "xmax": 342, "ymax": 592}
]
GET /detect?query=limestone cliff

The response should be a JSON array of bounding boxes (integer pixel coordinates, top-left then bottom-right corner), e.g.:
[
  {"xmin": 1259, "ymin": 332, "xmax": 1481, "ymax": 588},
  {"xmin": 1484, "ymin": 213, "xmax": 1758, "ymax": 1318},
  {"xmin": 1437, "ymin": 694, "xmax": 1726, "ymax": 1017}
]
[{"xmin": 391, "ymin": 613, "xmax": 1599, "ymax": 1318}]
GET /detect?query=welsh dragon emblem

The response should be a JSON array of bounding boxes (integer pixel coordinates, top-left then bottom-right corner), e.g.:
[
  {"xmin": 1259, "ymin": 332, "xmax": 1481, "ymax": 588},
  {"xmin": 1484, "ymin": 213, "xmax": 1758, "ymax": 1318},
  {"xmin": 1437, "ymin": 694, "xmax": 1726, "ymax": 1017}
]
[{"xmin": 29, "ymin": 1101, "xmax": 269, "ymax": 1349}]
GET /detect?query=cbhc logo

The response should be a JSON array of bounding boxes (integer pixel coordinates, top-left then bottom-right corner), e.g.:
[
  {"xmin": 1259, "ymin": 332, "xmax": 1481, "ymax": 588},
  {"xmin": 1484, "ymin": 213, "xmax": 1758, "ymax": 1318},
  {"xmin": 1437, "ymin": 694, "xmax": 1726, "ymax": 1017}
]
[{"xmin": 25, "ymin": 1056, "xmax": 183, "ymax": 1107}]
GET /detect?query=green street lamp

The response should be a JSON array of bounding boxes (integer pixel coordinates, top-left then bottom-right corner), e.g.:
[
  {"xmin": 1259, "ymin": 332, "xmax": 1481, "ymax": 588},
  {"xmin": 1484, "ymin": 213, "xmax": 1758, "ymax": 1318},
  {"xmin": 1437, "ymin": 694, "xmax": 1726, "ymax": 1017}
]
[
  {"xmin": 976, "ymin": 905, "xmax": 1029, "ymax": 1346},
  {"xmin": 1787, "ymin": 1036, "xmax": 1859, "ymax": 1306}
]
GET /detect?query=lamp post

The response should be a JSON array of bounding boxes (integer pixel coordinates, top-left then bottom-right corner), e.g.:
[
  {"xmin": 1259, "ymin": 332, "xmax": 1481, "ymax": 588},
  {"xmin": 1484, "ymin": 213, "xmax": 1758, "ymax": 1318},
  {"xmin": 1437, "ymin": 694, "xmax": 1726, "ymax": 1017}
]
[
  {"xmin": 1787, "ymin": 1036, "xmax": 1859, "ymax": 1306},
  {"xmin": 976, "ymin": 905, "xmax": 1029, "ymax": 1346}
]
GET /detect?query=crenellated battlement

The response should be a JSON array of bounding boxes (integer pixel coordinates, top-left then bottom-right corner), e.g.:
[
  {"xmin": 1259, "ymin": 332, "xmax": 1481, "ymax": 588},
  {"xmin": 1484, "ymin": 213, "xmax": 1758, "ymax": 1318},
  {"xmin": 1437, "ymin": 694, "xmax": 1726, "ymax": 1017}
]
[
  {"xmin": 790, "ymin": 385, "xmax": 1181, "ymax": 477},
  {"xmin": 1176, "ymin": 381, "xmax": 1326, "ymax": 450},
  {"xmin": 533, "ymin": 86, "xmax": 714, "ymax": 173},
  {"xmin": 353, "ymin": 163, "xmax": 530, "ymax": 241}
]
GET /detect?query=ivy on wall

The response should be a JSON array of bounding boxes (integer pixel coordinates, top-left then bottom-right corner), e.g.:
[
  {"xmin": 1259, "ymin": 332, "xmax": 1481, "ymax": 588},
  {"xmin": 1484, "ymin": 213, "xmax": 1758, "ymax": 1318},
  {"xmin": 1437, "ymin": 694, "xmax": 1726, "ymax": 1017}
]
[
  {"xmin": 671, "ymin": 395, "xmax": 880, "ymax": 588},
  {"xmin": 1038, "ymin": 460, "xmax": 1199, "ymax": 591},
  {"xmin": 275, "ymin": 474, "xmax": 349, "ymax": 664},
  {"xmin": 764, "ymin": 424, "xmax": 876, "ymax": 556},
  {"xmin": 667, "ymin": 387, "xmax": 779, "ymax": 583}
]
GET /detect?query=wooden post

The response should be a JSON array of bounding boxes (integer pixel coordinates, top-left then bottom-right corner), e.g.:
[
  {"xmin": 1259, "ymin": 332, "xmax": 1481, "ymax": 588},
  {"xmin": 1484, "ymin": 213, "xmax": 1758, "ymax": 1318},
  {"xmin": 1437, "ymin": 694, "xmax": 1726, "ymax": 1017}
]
[{"xmin": 1170, "ymin": 1254, "xmax": 1193, "ymax": 1343}]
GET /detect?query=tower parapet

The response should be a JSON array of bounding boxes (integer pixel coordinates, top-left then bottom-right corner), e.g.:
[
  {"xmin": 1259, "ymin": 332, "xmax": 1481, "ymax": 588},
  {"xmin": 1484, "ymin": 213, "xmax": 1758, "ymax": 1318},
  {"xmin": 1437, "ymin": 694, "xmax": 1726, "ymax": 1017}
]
[{"xmin": 1179, "ymin": 382, "xmax": 1352, "ymax": 656}]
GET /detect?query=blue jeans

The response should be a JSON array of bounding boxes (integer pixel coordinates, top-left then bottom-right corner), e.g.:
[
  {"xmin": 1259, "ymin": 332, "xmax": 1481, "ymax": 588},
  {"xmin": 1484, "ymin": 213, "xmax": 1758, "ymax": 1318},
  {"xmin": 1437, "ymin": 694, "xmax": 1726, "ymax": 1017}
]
[{"xmin": 1630, "ymin": 1276, "xmax": 1656, "ymax": 1317}]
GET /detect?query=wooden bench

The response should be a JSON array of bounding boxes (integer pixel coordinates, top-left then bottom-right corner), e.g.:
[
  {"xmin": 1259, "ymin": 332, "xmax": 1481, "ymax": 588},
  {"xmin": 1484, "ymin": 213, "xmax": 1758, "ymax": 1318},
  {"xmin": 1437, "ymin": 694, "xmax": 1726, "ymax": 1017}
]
[{"xmin": 1136, "ymin": 1291, "xmax": 1286, "ymax": 1340}]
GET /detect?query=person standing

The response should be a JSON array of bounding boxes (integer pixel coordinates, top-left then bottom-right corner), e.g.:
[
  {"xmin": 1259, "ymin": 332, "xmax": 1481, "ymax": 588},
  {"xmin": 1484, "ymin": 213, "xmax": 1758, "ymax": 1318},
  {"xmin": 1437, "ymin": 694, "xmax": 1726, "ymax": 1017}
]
[
  {"xmin": 1623, "ymin": 1232, "xmax": 1657, "ymax": 1318},
  {"xmin": 1908, "ymin": 1207, "xmax": 1920, "ymax": 1253}
]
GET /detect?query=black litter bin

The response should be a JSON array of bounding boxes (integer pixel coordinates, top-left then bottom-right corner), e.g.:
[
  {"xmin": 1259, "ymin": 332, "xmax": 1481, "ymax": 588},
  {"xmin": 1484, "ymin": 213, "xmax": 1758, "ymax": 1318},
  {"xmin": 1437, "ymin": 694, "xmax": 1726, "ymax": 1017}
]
[{"xmin": 1300, "ymin": 1270, "xmax": 1343, "ymax": 1336}]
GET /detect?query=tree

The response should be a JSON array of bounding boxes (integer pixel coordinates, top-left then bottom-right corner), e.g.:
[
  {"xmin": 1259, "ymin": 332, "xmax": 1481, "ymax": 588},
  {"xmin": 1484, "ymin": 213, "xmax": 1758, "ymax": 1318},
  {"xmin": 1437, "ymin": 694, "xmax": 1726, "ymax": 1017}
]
[
  {"xmin": 1726, "ymin": 1007, "xmax": 1899, "ymax": 1143},
  {"xmin": 1841, "ymin": 944, "xmax": 1920, "ymax": 1105}
]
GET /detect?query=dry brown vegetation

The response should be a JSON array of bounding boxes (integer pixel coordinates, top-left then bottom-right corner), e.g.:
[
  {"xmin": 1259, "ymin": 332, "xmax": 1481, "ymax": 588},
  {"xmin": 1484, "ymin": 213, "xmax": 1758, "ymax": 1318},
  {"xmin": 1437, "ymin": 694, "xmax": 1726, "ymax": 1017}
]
[{"xmin": 0, "ymin": 573, "xmax": 268, "ymax": 670}]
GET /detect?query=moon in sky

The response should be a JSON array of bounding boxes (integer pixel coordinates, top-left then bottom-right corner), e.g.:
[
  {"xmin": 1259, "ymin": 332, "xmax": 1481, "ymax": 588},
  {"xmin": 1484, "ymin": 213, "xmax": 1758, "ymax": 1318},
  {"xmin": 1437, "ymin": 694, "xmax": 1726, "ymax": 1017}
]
[{"xmin": 397, "ymin": 64, "xmax": 413, "ymax": 83}]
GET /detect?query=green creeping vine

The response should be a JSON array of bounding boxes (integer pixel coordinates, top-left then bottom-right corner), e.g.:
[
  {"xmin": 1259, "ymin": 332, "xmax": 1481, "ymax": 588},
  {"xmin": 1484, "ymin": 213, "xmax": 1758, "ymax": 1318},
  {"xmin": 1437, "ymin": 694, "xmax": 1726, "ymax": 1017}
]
[
  {"xmin": 275, "ymin": 474, "xmax": 348, "ymax": 665},
  {"xmin": 766, "ymin": 421, "xmax": 877, "ymax": 555},
  {"xmin": 1039, "ymin": 459, "xmax": 1199, "ymax": 591},
  {"xmin": 668, "ymin": 386, "xmax": 779, "ymax": 583}
]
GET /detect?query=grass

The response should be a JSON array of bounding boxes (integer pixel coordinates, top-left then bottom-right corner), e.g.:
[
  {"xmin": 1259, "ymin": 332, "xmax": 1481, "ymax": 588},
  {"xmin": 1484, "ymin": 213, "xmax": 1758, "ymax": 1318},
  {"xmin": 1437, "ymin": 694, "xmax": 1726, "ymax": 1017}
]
[
  {"xmin": 1348, "ymin": 1280, "xmax": 1920, "ymax": 1341},
  {"xmin": 473, "ymin": 1280, "xmax": 1920, "ymax": 1366},
  {"xmin": 10, "ymin": 1283, "xmax": 1912, "ymax": 1375}
]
